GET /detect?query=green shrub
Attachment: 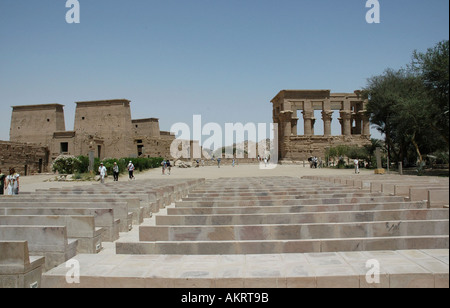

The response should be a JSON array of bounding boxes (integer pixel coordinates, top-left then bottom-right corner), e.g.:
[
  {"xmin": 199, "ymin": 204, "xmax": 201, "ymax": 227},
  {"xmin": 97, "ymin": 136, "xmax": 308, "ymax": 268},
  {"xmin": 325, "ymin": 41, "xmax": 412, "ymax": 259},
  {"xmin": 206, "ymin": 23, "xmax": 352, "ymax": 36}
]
[
  {"xmin": 76, "ymin": 156, "xmax": 90, "ymax": 173},
  {"xmin": 52, "ymin": 155, "xmax": 82, "ymax": 174},
  {"xmin": 53, "ymin": 155, "xmax": 164, "ymax": 175}
]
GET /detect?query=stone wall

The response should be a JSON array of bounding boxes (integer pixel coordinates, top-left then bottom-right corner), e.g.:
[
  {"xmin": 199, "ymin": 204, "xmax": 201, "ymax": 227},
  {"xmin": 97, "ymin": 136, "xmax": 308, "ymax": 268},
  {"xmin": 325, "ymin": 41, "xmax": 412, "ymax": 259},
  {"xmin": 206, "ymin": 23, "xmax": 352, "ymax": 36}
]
[
  {"xmin": 280, "ymin": 135, "xmax": 371, "ymax": 162},
  {"xmin": 10, "ymin": 104, "xmax": 66, "ymax": 147},
  {"xmin": 74, "ymin": 100, "xmax": 136, "ymax": 158},
  {"xmin": 0, "ymin": 141, "xmax": 49, "ymax": 175}
]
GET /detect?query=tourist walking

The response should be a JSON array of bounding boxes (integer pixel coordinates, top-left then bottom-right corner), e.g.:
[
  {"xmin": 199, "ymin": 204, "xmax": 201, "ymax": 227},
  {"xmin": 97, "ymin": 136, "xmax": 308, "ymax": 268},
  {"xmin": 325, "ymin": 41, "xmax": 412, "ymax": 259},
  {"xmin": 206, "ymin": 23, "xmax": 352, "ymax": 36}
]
[
  {"xmin": 113, "ymin": 162, "xmax": 119, "ymax": 181},
  {"xmin": 98, "ymin": 163, "xmax": 107, "ymax": 184},
  {"xmin": 217, "ymin": 158, "xmax": 221, "ymax": 168},
  {"xmin": 5, "ymin": 168, "xmax": 19, "ymax": 195},
  {"xmin": 354, "ymin": 158, "xmax": 360, "ymax": 174},
  {"xmin": 127, "ymin": 161, "xmax": 135, "ymax": 180},
  {"xmin": 166, "ymin": 160, "xmax": 172, "ymax": 175},
  {"xmin": 0, "ymin": 169, "xmax": 5, "ymax": 195},
  {"xmin": 161, "ymin": 160, "xmax": 166, "ymax": 175}
]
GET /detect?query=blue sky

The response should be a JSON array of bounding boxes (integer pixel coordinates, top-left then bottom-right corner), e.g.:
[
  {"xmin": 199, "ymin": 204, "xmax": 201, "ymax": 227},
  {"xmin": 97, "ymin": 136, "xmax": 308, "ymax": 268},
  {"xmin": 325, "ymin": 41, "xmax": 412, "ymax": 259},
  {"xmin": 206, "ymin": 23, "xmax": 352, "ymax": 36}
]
[{"xmin": 0, "ymin": 0, "xmax": 448, "ymax": 143}]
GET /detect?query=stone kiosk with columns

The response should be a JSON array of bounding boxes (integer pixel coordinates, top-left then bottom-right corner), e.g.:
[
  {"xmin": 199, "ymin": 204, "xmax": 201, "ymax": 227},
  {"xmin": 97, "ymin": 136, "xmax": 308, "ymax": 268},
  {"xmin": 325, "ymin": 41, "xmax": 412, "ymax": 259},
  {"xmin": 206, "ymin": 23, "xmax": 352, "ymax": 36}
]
[{"xmin": 272, "ymin": 90, "xmax": 371, "ymax": 162}]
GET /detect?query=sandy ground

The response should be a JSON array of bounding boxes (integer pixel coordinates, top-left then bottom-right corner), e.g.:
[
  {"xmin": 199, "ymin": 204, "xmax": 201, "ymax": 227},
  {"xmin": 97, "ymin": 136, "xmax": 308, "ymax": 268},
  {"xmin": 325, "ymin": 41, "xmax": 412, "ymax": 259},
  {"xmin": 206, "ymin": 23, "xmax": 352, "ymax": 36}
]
[{"xmin": 18, "ymin": 163, "xmax": 375, "ymax": 193}]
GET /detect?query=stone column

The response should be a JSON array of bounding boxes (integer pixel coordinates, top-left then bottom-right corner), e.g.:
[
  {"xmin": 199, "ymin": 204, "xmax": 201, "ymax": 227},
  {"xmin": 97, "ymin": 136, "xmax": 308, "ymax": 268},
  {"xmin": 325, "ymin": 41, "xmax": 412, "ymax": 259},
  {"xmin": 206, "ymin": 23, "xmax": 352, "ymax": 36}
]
[
  {"xmin": 322, "ymin": 110, "xmax": 333, "ymax": 136},
  {"xmin": 355, "ymin": 112, "xmax": 362, "ymax": 135},
  {"xmin": 291, "ymin": 117, "xmax": 299, "ymax": 136},
  {"xmin": 340, "ymin": 110, "xmax": 352, "ymax": 136},
  {"xmin": 280, "ymin": 111, "xmax": 293, "ymax": 137},
  {"xmin": 362, "ymin": 113, "xmax": 371, "ymax": 136},
  {"xmin": 302, "ymin": 110, "xmax": 314, "ymax": 136}
]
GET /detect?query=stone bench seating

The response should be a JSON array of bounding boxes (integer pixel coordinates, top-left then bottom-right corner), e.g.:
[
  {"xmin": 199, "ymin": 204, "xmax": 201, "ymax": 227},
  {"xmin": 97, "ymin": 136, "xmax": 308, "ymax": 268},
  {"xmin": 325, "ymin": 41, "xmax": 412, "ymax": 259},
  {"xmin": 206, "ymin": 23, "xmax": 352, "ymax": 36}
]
[
  {"xmin": 156, "ymin": 209, "xmax": 449, "ymax": 226},
  {"xmin": 182, "ymin": 192, "xmax": 383, "ymax": 201},
  {"xmin": 0, "ymin": 207, "xmax": 119, "ymax": 242},
  {"xmin": 191, "ymin": 186, "xmax": 353, "ymax": 193},
  {"xmin": 28, "ymin": 192, "xmax": 153, "ymax": 220},
  {"xmin": 40, "ymin": 188, "xmax": 166, "ymax": 213},
  {"xmin": 0, "ymin": 215, "xmax": 104, "ymax": 254},
  {"xmin": 114, "ymin": 176, "xmax": 448, "ymax": 256},
  {"xmin": 39, "ymin": 175, "xmax": 448, "ymax": 288},
  {"xmin": 0, "ymin": 201, "xmax": 132, "ymax": 233},
  {"xmin": 37, "ymin": 185, "xmax": 178, "ymax": 213},
  {"xmin": 115, "ymin": 235, "xmax": 449, "ymax": 255},
  {"xmin": 427, "ymin": 190, "xmax": 450, "ymax": 209},
  {"xmin": 381, "ymin": 183, "xmax": 448, "ymax": 196},
  {"xmin": 302, "ymin": 175, "xmax": 449, "ymax": 199},
  {"xmin": 46, "ymin": 178, "xmax": 204, "ymax": 209},
  {"xmin": 195, "ymin": 184, "xmax": 347, "ymax": 191},
  {"xmin": 167, "ymin": 201, "xmax": 429, "ymax": 215},
  {"xmin": 174, "ymin": 195, "xmax": 406, "ymax": 208},
  {"xmin": 186, "ymin": 189, "xmax": 373, "ymax": 197},
  {"xmin": 387, "ymin": 183, "xmax": 449, "ymax": 197},
  {"xmin": 138, "ymin": 220, "xmax": 449, "ymax": 242},
  {"xmin": 1, "ymin": 196, "xmax": 144, "ymax": 225},
  {"xmin": 0, "ymin": 240, "xmax": 45, "ymax": 289},
  {"xmin": 43, "ymin": 249, "xmax": 450, "ymax": 288},
  {"xmin": 371, "ymin": 181, "xmax": 448, "ymax": 193},
  {"xmin": 0, "ymin": 226, "xmax": 78, "ymax": 271},
  {"xmin": 0, "ymin": 241, "xmax": 45, "ymax": 288},
  {"xmin": 409, "ymin": 187, "xmax": 449, "ymax": 205},
  {"xmin": 302, "ymin": 174, "xmax": 448, "ymax": 190}
]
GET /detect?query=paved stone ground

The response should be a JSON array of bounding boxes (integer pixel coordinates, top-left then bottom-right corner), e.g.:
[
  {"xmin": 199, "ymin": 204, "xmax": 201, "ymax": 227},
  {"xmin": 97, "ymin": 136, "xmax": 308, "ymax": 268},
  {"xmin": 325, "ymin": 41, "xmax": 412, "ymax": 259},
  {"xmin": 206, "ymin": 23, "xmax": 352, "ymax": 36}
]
[{"xmin": 19, "ymin": 164, "xmax": 374, "ymax": 192}]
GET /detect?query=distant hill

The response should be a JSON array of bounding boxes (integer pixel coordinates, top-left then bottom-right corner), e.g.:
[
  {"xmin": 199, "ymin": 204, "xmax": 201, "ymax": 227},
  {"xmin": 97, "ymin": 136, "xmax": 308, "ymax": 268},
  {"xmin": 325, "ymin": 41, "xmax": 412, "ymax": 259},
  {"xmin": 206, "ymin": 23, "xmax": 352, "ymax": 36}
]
[{"xmin": 210, "ymin": 139, "xmax": 272, "ymax": 158}]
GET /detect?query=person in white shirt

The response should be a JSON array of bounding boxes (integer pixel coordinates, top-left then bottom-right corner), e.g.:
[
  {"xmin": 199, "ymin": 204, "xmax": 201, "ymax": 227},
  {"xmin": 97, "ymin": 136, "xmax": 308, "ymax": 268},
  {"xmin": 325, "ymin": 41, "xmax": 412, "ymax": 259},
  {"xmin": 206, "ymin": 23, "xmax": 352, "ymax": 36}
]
[
  {"xmin": 5, "ymin": 168, "xmax": 19, "ymax": 195},
  {"xmin": 127, "ymin": 161, "xmax": 135, "ymax": 180},
  {"xmin": 113, "ymin": 162, "xmax": 119, "ymax": 181},
  {"xmin": 98, "ymin": 163, "xmax": 107, "ymax": 184},
  {"xmin": 354, "ymin": 158, "xmax": 360, "ymax": 174}
]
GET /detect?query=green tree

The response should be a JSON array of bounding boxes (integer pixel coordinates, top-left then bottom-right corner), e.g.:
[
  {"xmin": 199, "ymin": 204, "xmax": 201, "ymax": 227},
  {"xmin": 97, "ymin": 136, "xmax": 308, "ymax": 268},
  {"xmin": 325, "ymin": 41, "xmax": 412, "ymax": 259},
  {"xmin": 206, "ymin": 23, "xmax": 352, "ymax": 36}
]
[
  {"xmin": 363, "ymin": 66, "xmax": 443, "ymax": 166},
  {"xmin": 411, "ymin": 40, "xmax": 449, "ymax": 146}
]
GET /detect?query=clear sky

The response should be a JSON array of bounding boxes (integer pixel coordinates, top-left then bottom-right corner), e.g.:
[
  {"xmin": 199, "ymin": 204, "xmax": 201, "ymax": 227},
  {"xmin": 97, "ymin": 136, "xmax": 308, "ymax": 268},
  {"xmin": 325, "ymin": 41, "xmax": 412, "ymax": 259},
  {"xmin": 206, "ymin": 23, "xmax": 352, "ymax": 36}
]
[{"xmin": 0, "ymin": 0, "xmax": 448, "ymax": 144}]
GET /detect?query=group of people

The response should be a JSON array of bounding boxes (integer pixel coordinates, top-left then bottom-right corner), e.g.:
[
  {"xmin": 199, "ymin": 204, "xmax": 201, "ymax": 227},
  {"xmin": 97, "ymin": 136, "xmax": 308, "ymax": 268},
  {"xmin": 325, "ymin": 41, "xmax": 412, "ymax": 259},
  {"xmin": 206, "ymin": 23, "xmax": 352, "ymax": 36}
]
[
  {"xmin": 257, "ymin": 155, "xmax": 270, "ymax": 166},
  {"xmin": 309, "ymin": 156, "xmax": 321, "ymax": 168},
  {"xmin": 161, "ymin": 160, "xmax": 172, "ymax": 175},
  {"xmin": 0, "ymin": 168, "xmax": 20, "ymax": 195},
  {"xmin": 97, "ymin": 161, "xmax": 136, "ymax": 184}
]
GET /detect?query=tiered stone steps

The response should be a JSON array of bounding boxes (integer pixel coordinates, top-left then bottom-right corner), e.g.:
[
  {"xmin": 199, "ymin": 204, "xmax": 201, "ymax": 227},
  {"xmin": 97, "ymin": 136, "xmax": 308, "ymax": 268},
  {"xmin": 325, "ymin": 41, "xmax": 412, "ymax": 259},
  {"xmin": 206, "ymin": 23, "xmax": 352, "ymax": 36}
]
[
  {"xmin": 0, "ymin": 178, "xmax": 203, "ymax": 287},
  {"xmin": 39, "ymin": 176, "xmax": 449, "ymax": 288},
  {"xmin": 115, "ymin": 177, "xmax": 448, "ymax": 255}
]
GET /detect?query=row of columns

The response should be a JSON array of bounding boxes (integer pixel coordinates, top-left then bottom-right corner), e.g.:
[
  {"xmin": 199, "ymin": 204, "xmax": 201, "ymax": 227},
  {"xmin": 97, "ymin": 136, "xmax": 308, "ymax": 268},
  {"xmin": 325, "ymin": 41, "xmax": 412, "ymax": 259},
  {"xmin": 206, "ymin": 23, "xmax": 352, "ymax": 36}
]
[{"xmin": 279, "ymin": 109, "xmax": 370, "ymax": 137}]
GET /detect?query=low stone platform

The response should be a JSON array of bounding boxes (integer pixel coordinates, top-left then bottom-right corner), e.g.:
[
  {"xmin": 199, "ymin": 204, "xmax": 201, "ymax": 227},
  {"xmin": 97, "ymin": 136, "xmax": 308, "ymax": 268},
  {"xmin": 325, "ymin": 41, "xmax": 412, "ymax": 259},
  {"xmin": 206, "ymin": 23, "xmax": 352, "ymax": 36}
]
[{"xmin": 42, "ymin": 249, "xmax": 449, "ymax": 288}]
